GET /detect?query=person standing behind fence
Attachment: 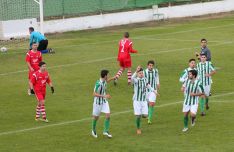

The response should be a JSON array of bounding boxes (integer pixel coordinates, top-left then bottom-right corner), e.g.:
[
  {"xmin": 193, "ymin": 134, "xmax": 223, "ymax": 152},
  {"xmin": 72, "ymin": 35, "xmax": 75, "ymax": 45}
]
[{"xmin": 29, "ymin": 27, "xmax": 54, "ymax": 54}]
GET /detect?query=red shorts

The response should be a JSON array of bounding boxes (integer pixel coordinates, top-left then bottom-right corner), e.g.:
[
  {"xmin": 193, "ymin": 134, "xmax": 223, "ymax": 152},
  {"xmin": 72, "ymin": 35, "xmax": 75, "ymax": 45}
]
[
  {"xmin": 28, "ymin": 71, "xmax": 34, "ymax": 80},
  {"xmin": 35, "ymin": 91, "xmax": 46, "ymax": 101},
  {"xmin": 119, "ymin": 59, "xmax": 132, "ymax": 68}
]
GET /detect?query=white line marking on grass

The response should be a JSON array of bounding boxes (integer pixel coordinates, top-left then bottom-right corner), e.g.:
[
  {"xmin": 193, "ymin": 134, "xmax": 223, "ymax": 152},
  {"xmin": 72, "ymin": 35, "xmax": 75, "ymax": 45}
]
[
  {"xmin": 0, "ymin": 92, "xmax": 233, "ymax": 136},
  {"xmin": 4, "ymin": 23, "xmax": 234, "ymax": 53},
  {"xmin": 0, "ymin": 41, "xmax": 232, "ymax": 76}
]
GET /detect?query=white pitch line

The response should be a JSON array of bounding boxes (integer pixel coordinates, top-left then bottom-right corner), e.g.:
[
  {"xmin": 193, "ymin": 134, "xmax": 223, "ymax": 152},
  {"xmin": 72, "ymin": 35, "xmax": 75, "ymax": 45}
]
[
  {"xmin": 3, "ymin": 23, "xmax": 234, "ymax": 53},
  {"xmin": 0, "ymin": 92, "xmax": 233, "ymax": 136},
  {"xmin": 0, "ymin": 41, "xmax": 232, "ymax": 77}
]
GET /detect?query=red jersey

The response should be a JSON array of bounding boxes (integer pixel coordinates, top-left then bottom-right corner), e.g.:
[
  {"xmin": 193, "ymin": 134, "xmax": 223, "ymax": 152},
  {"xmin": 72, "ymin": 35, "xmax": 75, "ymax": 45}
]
[
  {"xmin": 117, "ymin": 38, "xmax": 137, "ymax": 61},
  {"xmin": 31, "ymin": 70, "xmax": 51, "ymax": 92},
  {"xmin": 25, "ymin": 50, "xmax": 42, "ymax": 71}
]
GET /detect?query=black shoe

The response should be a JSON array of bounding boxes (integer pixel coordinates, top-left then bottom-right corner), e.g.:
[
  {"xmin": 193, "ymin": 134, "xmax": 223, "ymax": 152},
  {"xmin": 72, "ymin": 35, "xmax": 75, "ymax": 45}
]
[
  {"xmin": 113, "ymin": 79, "xmax": 117, "ymax": 86},
  {"xmin": 48, "ymin": 48, "xmax": 55, "ymax": 54},
  {"xmin": 201, "ymin": 112, "xmax": 206, "ymax": 116},
  {"xmin": 206, "ymin": 104, "xmax": 209, "ymax": 110}
]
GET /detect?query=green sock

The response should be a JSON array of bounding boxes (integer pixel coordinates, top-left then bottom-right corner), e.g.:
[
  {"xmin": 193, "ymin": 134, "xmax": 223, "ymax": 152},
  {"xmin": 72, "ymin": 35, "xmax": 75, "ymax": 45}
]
[
  {"xmin": 92, "ymin": 119, "xmax": 97, "ymax": 132},
  {"xmin": 148, "ymin": 106, "xmax": 154, "ymax": 121},
  {"xmin": 199, "ymin": 98, "xmax": 205, "ymax": 112},
  {"xmin": 184, "ymin": 116, "xmax": 189, "ymax": 128},
  {"xmin": 136, "ymin": 117, "xmax": 141, "ymax": 129},
  {"xmin": 205, "ymin": 98, "xmax": 209, "ymax": 104},
  {"xmin": 104, "ymin": 118, "xmax": 110, "ymax": 132}
]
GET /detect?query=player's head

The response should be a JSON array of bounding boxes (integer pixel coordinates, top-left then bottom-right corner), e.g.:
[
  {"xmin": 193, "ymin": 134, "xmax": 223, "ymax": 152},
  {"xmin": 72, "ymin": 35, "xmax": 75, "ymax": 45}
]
[
  {"xmin": 188, "ymin": 58, "xmax": 196, "ymax": 68},
  {"xmin": 101, "ymin": 70, "xmax": 109, "ymax": 80},
  {"xmin": 147, "ymin": 60, "xmax": 155, "ymax": 71},
  {"xmin": 200, "ymin": 53, "xmax": 207, "ymax": 62},
  {"xmin": 39, "ymin": 61, "xmax": 46, "ymax": 71},
  {"xmin": 124, "ymin": 32, "xmax": 129, "ymax": 38},
  {"xmin": 29, "ymin": 27, "xmax": 34, "ymax": 34},
  {"xmin": 200, "ymin": 38, "xmax": 207, "ymax": 48},
  {"xmin": 188, "ymin": 69, "xmax": 198, "ymax": 79},
  {"xmin": 137, "ymin": 67, "xmax": 144, "ymax": 78},
  {"xmin": 31, "ymin": 42, "xmax": 38, "ymax": 50}
]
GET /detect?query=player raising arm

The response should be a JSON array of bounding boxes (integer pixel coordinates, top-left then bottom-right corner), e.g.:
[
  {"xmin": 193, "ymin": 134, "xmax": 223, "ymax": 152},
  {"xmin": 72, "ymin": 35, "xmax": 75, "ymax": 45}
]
[{"xmin": 132, "ymin": 66, "xmax": 157, "ymax": 135}]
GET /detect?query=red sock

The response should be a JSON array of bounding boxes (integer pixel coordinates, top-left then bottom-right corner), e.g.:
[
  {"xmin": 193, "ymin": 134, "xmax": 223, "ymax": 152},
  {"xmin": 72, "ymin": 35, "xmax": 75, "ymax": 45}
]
[
  {"xmin": 36, "ymin": 105, "xmax": 41, "ymax": 118},
  {"xmin": 41, "ymin": 104, "xmax": 46, "ymax": 119},
  {"xmin": 115, "ymin": 69, "xmax": 123, "ymax": 80},
  {"xmin": 127, "ymin": 70, "xmax": 132, "ymax": 83}
]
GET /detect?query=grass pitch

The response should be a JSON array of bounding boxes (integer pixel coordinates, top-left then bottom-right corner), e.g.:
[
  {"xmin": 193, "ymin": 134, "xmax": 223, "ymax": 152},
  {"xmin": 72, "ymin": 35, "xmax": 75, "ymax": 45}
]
[{"xmin": 0, "ymin": 13, "xmax": 234, "ymax": 152}]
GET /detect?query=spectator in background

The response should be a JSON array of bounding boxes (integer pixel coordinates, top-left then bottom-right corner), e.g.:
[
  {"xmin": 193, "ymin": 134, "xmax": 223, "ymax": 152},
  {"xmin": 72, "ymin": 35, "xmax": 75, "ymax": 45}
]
[
  {"xmin": 195, "ymin": 38, "xmax": 211, "ymax": 61},
  {"xmin": 29, "ymin": 27, "xmax": 54, "ymax": 54}
]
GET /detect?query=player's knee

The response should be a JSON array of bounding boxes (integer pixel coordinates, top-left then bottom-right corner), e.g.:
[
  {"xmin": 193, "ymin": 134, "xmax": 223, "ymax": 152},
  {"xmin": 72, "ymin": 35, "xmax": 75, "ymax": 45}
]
[{"xmin": 142, "ymin": 114, "xmax": 148, "ymax": 118}]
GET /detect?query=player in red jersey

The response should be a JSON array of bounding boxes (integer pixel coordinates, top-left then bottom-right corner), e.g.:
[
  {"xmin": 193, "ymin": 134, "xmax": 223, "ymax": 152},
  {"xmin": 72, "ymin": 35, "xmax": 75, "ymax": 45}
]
[
  {"xmin": 30, "ymin": 61, "xmax": 54, "ymax": 122},
  {"xmin": 114, "ymin": 32, "xmax": 138, "ymax": 85},
  {"xmin": 25, "ymin": 42, "xmax": 42, "ymax": 95}
]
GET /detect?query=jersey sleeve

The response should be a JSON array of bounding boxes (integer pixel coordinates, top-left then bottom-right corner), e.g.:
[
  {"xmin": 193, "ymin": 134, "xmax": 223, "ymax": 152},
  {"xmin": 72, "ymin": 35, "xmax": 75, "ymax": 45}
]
[
  {"xmin": 46, "ymin": 74, "xmax": 51, "ymax": 84},
  {"xmin": 179, "ymin": 69, "xmax": 187, "ymax": 83},
  {"xmin": 29, "ymin": 33, "xmax": 34, "ymax": 48},
  {"xmin": 131, "ymin": 72, "xmax": 138, "ymax": 84},
  {"xmin": 25, "ymin": 52, "xmax": 30, "ymax": 62},
  {"xmin": 128, "ymin": 41, "xmax": 137, "ymax": 53},
  {"xmin": 198, "ymin": 83, "xmax": 205, "ymax": 93},
  {"xmin": 155, "ymin": 69, "xmax": 160, "ymax": 85},
  {"xmin": 94, "ymin": 81, "xmax": 100, "ymax": 93},
  {"xmin": 30, "ymin": 73, "xmax": 37, "ymax": 85},
  {"xmin": 209, "ymin": 62, "xmax": 215, "ymax": 71},
  {"xmin": 39, "ymin": 52, "xmax": 42, "ymax": 62}
]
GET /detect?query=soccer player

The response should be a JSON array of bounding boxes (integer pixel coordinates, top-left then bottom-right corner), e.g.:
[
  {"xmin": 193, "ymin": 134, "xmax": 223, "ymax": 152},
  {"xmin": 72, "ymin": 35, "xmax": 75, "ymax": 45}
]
[
  {"xmin": 181, "ymin": 70, "xmax": 204, "ymax": 132},
  {"xmin": 132, "ymin": 66, "xmax": 157, "ymax": 134},
  {"xmin": 143, "ymin": 60, "xmax": 160, "ymax": 124},
  {"xmin": 195, "ymin": 38, "xmax": 211, "ymax": 61},
  {"xmin": 91, "ymin": 70, "xmax": 115, "ymax": 138},
  {"xmin": 26, "ymin": 42, "xmax": 42, "ymax": 95},
  {"xmin": 30, "ymin": 61, "xmax": 54, "ymax": 122},
  {"xmin": 114, "ymin": 32, "xmax": 138, "ymax": 85},
  {"xmin": 29, "ymin": 27, "xmax": 54, "ymax": 54},
  {"xmin": 179, "ymin": 59, "xmax": 196, "ymax": 84},
  {"xmin": 197, "ymin": 54, "xmax": 216, "ymax": 116}
]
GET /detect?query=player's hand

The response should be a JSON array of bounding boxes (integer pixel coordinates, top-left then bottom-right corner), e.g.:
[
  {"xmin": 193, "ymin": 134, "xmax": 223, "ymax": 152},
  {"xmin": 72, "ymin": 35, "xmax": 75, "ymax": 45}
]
[
  {"xmin": 30, "ymin": 67, "xmax": 34, "ymax": 71},
  {"xmin": 157, "ymin": 84, "xmax": 160, "ymax": 90},
  {"xmin": 136, "ymin": 66, "xmax": 141, "ymax": 72},
  {"xmin": 181, "ymin": 87, "xmax": 185, "ymax": 92},
  {"xmin": 104, "ymin": 94, "xmax": 111, "ymax": 99},
  {"xmin": 190, "ymin": 92, "xmax": 196, "ymax": 96},
  {"xmin": 51, "ymin": 87, "xmax": 55, "ymax": 94},
  {"xmin": 205, "ymin": 73, "xmax": 210, "ymax": 77},
  {"xmin": 30, "ymin": 89, "xmax": 35, "ymax": 94}
]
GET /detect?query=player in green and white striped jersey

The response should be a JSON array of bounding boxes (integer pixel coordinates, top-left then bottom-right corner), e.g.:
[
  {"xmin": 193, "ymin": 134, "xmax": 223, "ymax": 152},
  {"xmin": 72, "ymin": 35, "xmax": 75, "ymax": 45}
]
[
  {"xmin": 91, "ymin": 70, "xmax": 115, "ymax": 138},
  {"xmin": 181, "ymin": 70, "xmax": 204, "ymax": 132},
  {"xmin": 132, "ymin": 66, "xmax": 157, "ymax": 135},
  {"xmin": 197, "ymin": 53, "xmax": 216, "ymax": 116},
  {"xmin": 179, "ymin": 59, "xmax": 197, "ymax": 84},
  {"xmin": 143, "ymin": 60, "xmax": 160, "ymax": 124}
]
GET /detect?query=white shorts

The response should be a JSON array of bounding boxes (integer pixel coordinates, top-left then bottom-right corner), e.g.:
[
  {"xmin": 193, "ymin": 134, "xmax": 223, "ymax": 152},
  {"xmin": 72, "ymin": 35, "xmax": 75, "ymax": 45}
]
[
  {"xmin": 182, "ymin": 104, "xmax": 198, "ymax": 114},
  {"xmin": 147, "ymin": 92, "xmax": 156, "ymax": 103},
  {"xmin": 92, "ymin": 102, "xmax": 110, "ymax": 116},
  {"xmin": 133, "ymin": 100, "xmax": 148, "ymax": 115},
  {"xmin": 204, "ymin": 85, "xmax": 211, "ymax": 96}
]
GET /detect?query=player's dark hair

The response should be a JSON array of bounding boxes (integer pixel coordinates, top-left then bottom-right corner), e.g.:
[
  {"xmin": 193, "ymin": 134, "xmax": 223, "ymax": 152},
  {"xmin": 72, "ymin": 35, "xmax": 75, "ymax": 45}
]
[
  {"xmin": 201, "ymin": 38, "xmax": 207, "ymax": 42},
  {"xmin": 189, "ymin": 70, "xmax": 198, "ymax": 78},
  {"xmin": 32, "ymin": 42, "xmax": 37, "ymax": 45},
  {"xmin": 147, "ymin": 60, "xmax": 155, "ymax": 65},
  {"xmin": 39, "ymin": 61, "xmax": 46, "ymax": 67},
  {"xmin": 29, "ymin": 27, "xmax": 34, "ymax": 31},
  {"xmin": 189, "ymin": 58, "xmax": 196, "ymax": 63},
  {"xmin": 101, "ymin": 70, "xmax": 109, "ymax": 78},
  {"xmin": 200, "ymin": 53, "xmax": 207, "ymax": 57},
  {"xmin": 137, "ymin": 68, "xmax": 143, "ymax": 73},
  {"xmin": 124, "ymin": 32, "xmax": 129, "ymax": 38}
]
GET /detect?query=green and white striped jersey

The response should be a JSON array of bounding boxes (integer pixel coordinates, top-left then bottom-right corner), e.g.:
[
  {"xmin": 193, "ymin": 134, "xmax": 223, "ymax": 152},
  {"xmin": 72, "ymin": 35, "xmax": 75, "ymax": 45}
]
[
  {"xmin": 144, "ymin": 68, "xmax": 159, "ymax": 91},
  {"xmin": 183, "ymin": 79, "xmax": 204, "ymax": 105},
  {"xmin": 93, "ymin": 79, "xmax": 107, "ymax": 105},
  {"xmin": 132, "ymin": 72, "xmax": 154, "ymax": 101},
  {"xmin": 179, "ymin": 67, "xmax": 197, "ymax": 83},
  {"xmin": 197, "ymin": 61, "xmax": 215, "ymax": 86}
]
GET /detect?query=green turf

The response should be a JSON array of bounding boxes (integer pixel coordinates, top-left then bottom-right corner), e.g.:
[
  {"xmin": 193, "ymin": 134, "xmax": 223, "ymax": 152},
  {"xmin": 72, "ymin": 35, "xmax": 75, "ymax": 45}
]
[{"xmin": 0, "ymin": 14, "xmax": 234, "ymax": 152}]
